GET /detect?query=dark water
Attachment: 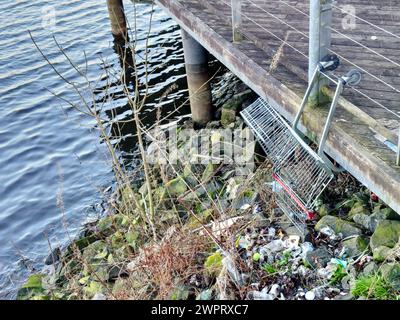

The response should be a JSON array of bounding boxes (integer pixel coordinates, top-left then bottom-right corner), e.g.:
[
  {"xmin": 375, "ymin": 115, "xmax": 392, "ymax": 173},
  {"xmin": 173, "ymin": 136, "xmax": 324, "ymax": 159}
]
[{"xmin": 0, "ymin": 0, "xmax": 192, "ymax": 298}]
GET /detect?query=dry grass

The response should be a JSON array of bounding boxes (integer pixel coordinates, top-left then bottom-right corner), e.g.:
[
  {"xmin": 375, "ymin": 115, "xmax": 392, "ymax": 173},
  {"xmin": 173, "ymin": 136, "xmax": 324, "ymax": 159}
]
[{"xmin": 111, "ymin": 226, "xmax": 214, "ymax": 300}]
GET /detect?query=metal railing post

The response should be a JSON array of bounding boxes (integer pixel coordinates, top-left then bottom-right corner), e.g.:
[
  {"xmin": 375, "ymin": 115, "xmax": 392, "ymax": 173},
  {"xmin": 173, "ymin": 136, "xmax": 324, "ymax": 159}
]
[
  {"xmin": 231, "ymin": 0, "xmax": 243, "ymax": 42},
  {"xmin": 309, "ymin": 0, "xmax": 332, "ymax": 107},
  {"xmin": 397, "ymin": 127, "xmax": 400, "ymax": 166}
]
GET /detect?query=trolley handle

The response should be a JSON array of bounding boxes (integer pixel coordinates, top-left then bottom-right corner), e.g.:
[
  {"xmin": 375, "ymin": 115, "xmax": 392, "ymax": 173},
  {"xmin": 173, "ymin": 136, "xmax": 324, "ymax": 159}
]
[{"xmin": 292, "ymin": 55, "xmax": 362, "ymax": 171}]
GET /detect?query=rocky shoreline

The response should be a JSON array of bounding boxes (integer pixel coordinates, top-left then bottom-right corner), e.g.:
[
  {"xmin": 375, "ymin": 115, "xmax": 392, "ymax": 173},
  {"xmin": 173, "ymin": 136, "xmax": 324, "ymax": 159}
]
[{"xmin": 17, "ymin": 72, "xmax": 400, "ymax": 300}]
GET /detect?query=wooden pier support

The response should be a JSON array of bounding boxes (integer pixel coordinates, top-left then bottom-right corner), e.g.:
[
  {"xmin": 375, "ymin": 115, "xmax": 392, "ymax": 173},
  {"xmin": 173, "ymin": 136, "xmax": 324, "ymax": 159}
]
[
  {"xmin": 181, "ymin": 30, "xmax": 213, "ymax": 126},
  {"xmin": 107, "ymin": 0, "xmax": 128, "ymax": 41}
]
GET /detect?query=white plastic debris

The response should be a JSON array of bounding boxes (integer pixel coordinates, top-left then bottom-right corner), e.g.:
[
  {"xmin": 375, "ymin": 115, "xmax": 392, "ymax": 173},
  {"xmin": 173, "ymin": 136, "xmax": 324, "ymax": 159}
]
[
  {"xmin": 212, "ymin": 217, "xmax": 242, "ymax": 237},
  {"xmin": 251, "ymin": 291, "xmax": 274, "ymax": 300},
  {"xmin": 319, "ymin": 226, "xmax": 338, "ymax": 240},
  {"xmin": 305, "ymin": 290, "xmax": 315, "ymax": 300},
  {"xmin": 301, "ymin": 242, "xmax": 314, "ymax": 257},
  {"xmin": 317, "ymin": 267, "xmax": 333, "ymax": 279},
  {"xmin": 269, "ymin": 284, "xmax": 280, "ymax": 299},
  {"xmin": 297, "ymin": 265, "xmax": 309, "ymax": 277},
  {"xmin": 92, "ymin": 293, "xmax": 107, "ymax": 300},
  {"xmin": 267, "ymin": 227, "xmax": 276, "ymax": 238},
  {"xmin": 240, "ymin": 203, "xmax": 251, "ymax": 210},
  {"xmin": 285, "ymin": 235, "xmax": 300, "ymax": 249},
  {"xmin": 265, "ymin": 239, "xmax": 285, "ymax": 252},
  {"xmin": 222, "ymin": 253, "xmax": 243, "ymax": 286}
]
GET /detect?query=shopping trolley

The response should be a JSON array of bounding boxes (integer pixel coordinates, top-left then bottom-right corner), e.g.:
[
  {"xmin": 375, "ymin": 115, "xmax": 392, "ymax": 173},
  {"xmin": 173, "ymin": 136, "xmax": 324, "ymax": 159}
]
[{"xmin": 241, "ymin": 55, "xmax": 361, "ymax": 231}]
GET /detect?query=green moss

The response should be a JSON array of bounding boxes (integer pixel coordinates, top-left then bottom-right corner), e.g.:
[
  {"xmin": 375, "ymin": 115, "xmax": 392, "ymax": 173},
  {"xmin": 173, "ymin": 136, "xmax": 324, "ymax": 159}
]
[
  {"xmin": 204, "ymin": 252, "xmax": 223, "ymax": 276},
  {"xmin": 348, "ymin": 202, "xmax": 370, "ymax": 219},
  {"xmin": 17, "ymin": 274, "xmax": 46, "ymax": 300},
  {"xmin": 351, "ymin": 273, "xmax": 396, "ymax": 300},
  {"xmin": 165, "ymin": 177, "xmax": 187, "ymax": 196},
  {"xmin": 370, "ymin": 220, "xmax": 400, "ymax": 250},
  {"xmin": 261, "ymin": 263, "xmax": 277, "ymax": 274},
  {"xmin": 329, "ymin": 265, "xmax": 347, "ymax": 285}
]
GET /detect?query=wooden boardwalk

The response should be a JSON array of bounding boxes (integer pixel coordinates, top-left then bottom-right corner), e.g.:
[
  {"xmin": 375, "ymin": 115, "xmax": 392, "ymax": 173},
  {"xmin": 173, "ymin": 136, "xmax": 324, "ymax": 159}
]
[{"xmin": 156, "ymin": 0, "xmax": 400, "ymax": 213}]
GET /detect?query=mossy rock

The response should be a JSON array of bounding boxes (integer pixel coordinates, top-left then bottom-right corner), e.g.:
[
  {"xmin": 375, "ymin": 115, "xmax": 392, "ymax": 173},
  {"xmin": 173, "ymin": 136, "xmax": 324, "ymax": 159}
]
[
  {"xmin": 315, "ymin": 215, "xmax": 362, "ymax": 238},
  {"xmin": 165, "ymin": 177, "xmax": 187, "ymax": 196},
  {"xmin": 370, "ymin": 220, "xmax": 400, "ymax": 250},
  {"xmin": 348, "ymin": 202, "xmax": 370, "ymax": 219},
  {"xmin": 380, "ymin": 263, "xmax": 400, "ymax": 291},
  {"xmin": 343, "ymin": 236, "xmax": 369, "ymax": 258},
  {"xmin": 96, "ymin": 216, "xmax": 116, "ymax": 237},
  {"xmin": 83, "ymin": 280, "xmax": 104, "ymax": 299},
  {"xmin": 17, "ymin": 274, "xmax": 45, "ymax": 300},
  {"xmin": 170, "ymin": 285, "xmax": 190, "ymax": 300},
  {"xmin": 221, "ymin": 107, "xmax": 236, "ymax": 128},
  {"xmin": 183, "ymin": 164, "xmax": 198, "ymax": 188},
  {"xmin": 372, "ymin": 246, "xmax": 392, "ymax": 262},
  {"xmin": 159, "ymin": 210, "xmax": 179, "ymax": 224},
  {"xmin": 119, "ymin": 185, "xmax": 138, "ymax": 208},
  {"xmin": 68, "ymin": 233, "xmax": 98, "ymax": 254},
  {"xmin": 204, "ymin": 252, "xmax": 223, "ymax": 276},
  {"xmin": 153, "ymin": 186, "xmax": 167, "ymax": 205},
  {"xmin": 375, "ymin": 207, "xmax": 400, "ymax": 221},
  {"xmin": 82, "ymin": 240, "xmax": 108, "ymax": 262},
  {"xmin": 110, "ymin": 231, "xmax": 125, "ymax": 248},
  {"xmin": 318, "ymin": 204, "xmax": 331, "ymax": 217},
  {"xmin": 187, "ymin": 209, "xmax": 214, "ymax": 229}
]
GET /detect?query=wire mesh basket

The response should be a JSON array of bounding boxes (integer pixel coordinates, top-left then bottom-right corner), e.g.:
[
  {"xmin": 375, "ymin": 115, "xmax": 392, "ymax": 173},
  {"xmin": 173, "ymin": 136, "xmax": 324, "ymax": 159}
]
[
  {"xmin": 240, "ymin": 58, "xmax": 361, "ymax": 231},
  {"xmin": 240, "ymin": 98, "xmax": 299, "ymax": 165},
  {"xmin": 241, "ymin": 98, "xmax": 333, "ymax": 229}
]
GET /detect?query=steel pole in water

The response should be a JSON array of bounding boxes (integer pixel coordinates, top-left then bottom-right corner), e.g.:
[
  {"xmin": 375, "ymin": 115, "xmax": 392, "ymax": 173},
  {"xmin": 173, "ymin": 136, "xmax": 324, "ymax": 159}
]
[
  {"xmin": 107, "ymin": 0, "xmax": 128, "ymax": 41},
  {"xmin": 181, "ymin": 30, "xmax": 213, "ymax": 126}
]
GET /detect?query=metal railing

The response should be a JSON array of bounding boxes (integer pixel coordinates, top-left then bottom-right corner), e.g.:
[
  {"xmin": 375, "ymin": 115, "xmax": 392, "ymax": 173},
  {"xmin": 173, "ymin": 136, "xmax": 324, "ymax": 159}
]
[{"xmin": 229, "ymin": 0, "xmax": 400, "ymax": 166}]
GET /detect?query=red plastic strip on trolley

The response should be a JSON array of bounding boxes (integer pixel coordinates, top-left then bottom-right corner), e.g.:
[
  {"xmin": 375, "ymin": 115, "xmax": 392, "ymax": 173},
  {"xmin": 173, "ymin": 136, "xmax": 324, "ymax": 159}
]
[{"xmin": 272, "ymin": 173, "xmax": 315, "ymax": 220}]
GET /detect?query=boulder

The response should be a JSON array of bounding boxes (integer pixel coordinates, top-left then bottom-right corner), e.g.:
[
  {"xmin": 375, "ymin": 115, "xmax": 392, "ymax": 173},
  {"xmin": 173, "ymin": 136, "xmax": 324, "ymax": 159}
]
[
  {"xmin": 362, "ymin": 262, "xmax": 378, "ymax": 276},
  {"xmin": 44, "ymin": 247, "xmax": 61, "ymax": 265},
  {"xmin": 353, "ymin": 211, "xmax": 388, "ymax": 232},
  {"xmin": 373, "ymin": 206, "xmax": 400, "ymax": 221},
  {"xmin": 342, "ymin": 236, "xmax": 369, "ymax": 258},
  {"xmin": 352, "ymin": 214, "xmax": 373, "ymax": 231},
  {"xmin": 233, "ymin": 190, "xmax": 259, "ymax": 210},
  {"xmin": 318, "ymin": 204, "xmax": 330, "ymax": 217},
  {"xmin": 372, "ymin": 246, "xmax": 392, "ymax": 262},
  {"xmin": 370, "ymin": 220, "xmax": 400, "ymax": 250},
  {"xmin": 165, "ymin": 177, "xmax": 187, "ymax": 196},
  {"xmin": 315, "ymin": 215, "xmax": 362, "ymax": 238},
  {"xmin": 221, "ymin": 106, "xmax": 237, "ymax": 128},
  {"xmin": 304, "ymin": 247, "xmax": 331, "ymax": 268},
  {"xmin": 380, "ymin": 263, "xmax": 400, "ymax": 290},
  {"xmin": 348, "ymin": 202, "xmax": 370, "ymax": 219}
]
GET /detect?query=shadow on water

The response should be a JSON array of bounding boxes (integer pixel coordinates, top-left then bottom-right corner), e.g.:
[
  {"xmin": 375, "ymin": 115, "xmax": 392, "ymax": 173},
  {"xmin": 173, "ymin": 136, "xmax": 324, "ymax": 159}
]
[{"xmin": 97, "ymin": 30, "xmax": 224, "ymax": 167}]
